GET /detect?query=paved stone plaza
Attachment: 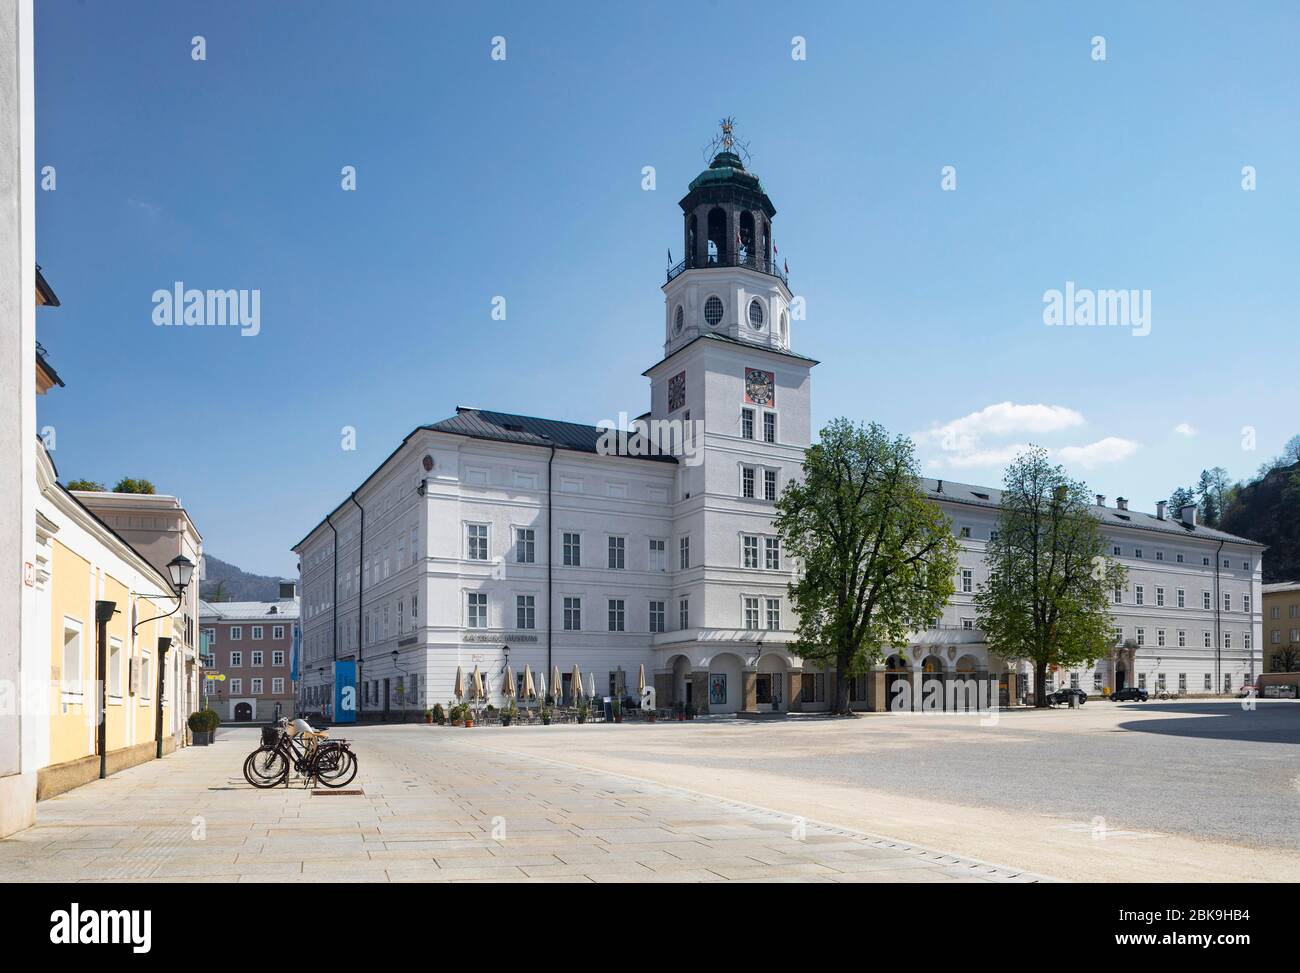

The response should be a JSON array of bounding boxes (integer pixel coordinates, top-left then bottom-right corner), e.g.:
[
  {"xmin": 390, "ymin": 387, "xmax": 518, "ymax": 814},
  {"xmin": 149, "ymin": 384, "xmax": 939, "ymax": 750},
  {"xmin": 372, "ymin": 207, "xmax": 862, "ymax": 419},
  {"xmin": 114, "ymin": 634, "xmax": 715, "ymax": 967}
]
[{"xmin": 0, "ymin": 725, "xmax": 1043, "ymax": 883}]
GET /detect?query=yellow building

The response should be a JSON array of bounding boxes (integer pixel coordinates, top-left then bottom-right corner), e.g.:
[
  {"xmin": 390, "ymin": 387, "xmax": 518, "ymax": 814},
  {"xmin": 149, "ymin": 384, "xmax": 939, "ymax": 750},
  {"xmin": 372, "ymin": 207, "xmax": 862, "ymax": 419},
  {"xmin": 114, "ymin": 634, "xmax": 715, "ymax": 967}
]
[
  {"xmin": 1262, "ymin": 582, "xmax": 1300, "ymax": 675},
  {"xmin": 30, "ymin": 443, "xmax": 188, "ymax": 798}
]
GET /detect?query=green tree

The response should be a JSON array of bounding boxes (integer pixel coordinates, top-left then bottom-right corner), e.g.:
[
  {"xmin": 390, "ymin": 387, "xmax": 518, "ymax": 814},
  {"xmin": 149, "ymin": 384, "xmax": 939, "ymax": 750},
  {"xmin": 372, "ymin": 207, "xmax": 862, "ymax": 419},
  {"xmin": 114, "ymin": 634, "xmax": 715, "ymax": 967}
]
[
  {"xmin": 774, "ymin": 419, "xmax": 960, "ymax": 716},
  {"xmin": 1196, "ymin": 468, "xmax": 1230, "ymax": 527},
  {"xmin": 975, "ymin": 447, "xmax": 1124, "ymax": 707},
  {"xmin": 112, "ymin": 477, "xmax": 156, "ymax": 494},
  {"xmin": 1270, "ymin": 645, "xmax": 1300, "ymax": 673},
  {"xmin": 1167, "ymin": 486, "xmax": 1196, "ymax": 512},
  {"xmin": 64, "ymin": 479, "xmax": 105, "ymax": 491}
]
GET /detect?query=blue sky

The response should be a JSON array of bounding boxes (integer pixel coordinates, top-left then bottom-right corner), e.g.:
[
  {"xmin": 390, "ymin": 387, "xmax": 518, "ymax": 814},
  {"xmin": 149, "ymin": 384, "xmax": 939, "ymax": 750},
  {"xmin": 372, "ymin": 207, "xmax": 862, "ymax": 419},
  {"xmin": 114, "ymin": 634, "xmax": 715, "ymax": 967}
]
[{"xmin": 33, "ymin": 1, "xmax": 1300, "ymax": 576}]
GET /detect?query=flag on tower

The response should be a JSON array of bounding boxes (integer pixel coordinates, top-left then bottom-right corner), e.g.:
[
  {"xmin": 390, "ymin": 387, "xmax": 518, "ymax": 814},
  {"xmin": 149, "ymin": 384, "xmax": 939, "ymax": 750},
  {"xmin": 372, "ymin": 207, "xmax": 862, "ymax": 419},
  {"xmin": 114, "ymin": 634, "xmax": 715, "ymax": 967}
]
[
  {"xmin": 783, "ymin": 259, "xmax": 789, "ymax": 275},
  {"xmin": 773, "ymin": 239, "xmax": 778, "ymax": 256},
  {"xmin": 667, "ymin": 248, "xmax": 672, "ymax": 266}
]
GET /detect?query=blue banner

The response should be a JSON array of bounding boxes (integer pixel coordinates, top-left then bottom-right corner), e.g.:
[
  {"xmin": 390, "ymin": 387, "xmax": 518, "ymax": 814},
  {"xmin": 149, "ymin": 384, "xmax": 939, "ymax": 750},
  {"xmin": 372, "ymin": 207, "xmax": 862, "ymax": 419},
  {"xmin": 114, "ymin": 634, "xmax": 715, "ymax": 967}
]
[
  {"xmin": 290, "ymin": 624, "xmax": 300, "ymax": 683},
  {"xmin": 334, "ymin": 659, "xmax": 357, "ymax": 723}
]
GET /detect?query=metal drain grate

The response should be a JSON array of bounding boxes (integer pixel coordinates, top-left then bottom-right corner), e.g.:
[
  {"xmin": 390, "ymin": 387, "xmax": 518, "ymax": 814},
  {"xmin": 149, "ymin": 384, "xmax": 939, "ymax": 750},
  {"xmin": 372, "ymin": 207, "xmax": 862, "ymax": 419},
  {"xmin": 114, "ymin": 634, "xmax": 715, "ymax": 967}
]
[{"xmin": 311, "ymin": 789, "xmax": 364, "ymax": 796}]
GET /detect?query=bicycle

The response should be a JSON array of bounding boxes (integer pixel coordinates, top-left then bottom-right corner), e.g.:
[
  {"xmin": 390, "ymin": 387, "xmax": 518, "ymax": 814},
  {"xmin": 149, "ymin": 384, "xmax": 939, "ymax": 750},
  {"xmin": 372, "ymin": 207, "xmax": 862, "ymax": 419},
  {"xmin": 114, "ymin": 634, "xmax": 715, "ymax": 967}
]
[{"xmin": 243, "ymin": 718, "xmax": 358, "ymax": 789}]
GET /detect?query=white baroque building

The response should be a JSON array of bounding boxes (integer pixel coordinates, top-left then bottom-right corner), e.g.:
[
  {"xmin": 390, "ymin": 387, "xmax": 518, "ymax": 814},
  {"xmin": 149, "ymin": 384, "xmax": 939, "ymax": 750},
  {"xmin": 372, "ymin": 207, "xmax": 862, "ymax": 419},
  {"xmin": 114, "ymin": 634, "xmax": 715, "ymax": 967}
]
[{"xmin": 292, "ymin": 143, "xmax": 1263, "ymax": 717}]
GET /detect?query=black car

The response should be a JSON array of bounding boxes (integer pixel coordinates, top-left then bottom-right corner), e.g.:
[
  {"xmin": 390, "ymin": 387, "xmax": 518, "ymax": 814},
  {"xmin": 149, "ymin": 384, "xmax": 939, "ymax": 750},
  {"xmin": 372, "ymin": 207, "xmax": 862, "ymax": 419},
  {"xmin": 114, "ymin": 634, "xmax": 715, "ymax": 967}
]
[
  {"xmin": 1046, "ymin": 687, "xmax": 1087, "ymax": 706},
  {"xmin": 1110, "ymin": 686, "xmax": 1148, "ymax": 702}
]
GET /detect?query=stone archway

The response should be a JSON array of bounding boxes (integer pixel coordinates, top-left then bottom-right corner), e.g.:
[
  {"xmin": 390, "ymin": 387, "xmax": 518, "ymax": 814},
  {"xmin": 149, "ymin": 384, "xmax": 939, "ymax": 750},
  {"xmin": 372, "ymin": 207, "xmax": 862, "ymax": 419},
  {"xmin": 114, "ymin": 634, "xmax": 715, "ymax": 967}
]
[
  {"xmin": 953, "ymin": 654, "xmax": 984, "ymax": 711},
  {"xmin": 884, "ymin": 653, "xmax": 911, "ymax": 711},
  {"xmin": 705, "ymin": 652, "xmax": 744, "ymax": 715},
  {"xmin": 755, "ymin": 653, "xmax": 789, "ymax": 713},
  {"xmin": 234, "ymin": 701, "xmax": 252, "ymax": 722},
  {"xmin": 920, "ymin": 654, "xmax": 947, "ymax": 711}
]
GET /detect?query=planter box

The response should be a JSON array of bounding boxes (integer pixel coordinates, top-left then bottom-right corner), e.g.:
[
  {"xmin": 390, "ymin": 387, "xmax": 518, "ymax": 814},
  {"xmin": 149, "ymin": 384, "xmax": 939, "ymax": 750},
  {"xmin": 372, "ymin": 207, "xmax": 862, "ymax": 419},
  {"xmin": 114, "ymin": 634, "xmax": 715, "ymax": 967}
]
[{"xmin": 191, "ymin": 730, "xmax": 213, "ymax": 746}]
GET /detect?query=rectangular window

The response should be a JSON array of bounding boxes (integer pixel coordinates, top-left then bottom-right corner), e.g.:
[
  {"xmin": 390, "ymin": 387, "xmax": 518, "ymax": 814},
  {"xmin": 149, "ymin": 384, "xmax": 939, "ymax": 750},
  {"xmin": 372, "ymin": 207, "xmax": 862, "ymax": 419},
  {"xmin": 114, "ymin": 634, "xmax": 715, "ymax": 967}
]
[
  {"xmin": 515, "ymin": 528, "xmax": 535, "ymax": 564},
  {"xmin": 516, "ymin": 595, "xmax": 535, "ymax": 630},
  {"xmin": 1224, "ymin": 631, "xmax": 1232, "ymax": 649},
  {"xmin": 467, "ymin": 593, "xmax": 487, "ymax": 628},
  {"xmin": 1157, "ymin": 672, "xmax": 1166, "ymax": 691},
  {"xmin": 1224, "ymin": 673, "xmax": 1232, "ymax": 693},
  {"xmin": 1094, "ymin": 671, "xmax": 1103, "ymax": 690},
  {"xmin": 273, "ymin": 677, "xmax": 284, "ymax": 694},
  {"xmin": 1136, "ymin": 628, "xmax": 1145, "ymax": 647},
  {"xmin": 764, "ymin": 469, "xmax": 777, "ymax": 501},
  {"xmin": 1177, "ymin": 588, "xmax": 1185, "ymax": 609},
  {"xmin": 743, "ymin": 596, "xmax": 759, "ymax": 630},
  {"xmin": 741, "ymin": 408, "xmax": 754, "ymax": 440},
  {"xmin": 1135, "ymin": 585, "xmax": 1144, "ymax": 606},
  {"xmin": 1156, "ymin": 586, "xmax": 1165, "ymax": 608},
  {"xmin": 649, "ymin": 600, "xmax": 665, "ymax": 633},
  {"xmin": 230, "ymin": 651, "xmax": 242, "ymax": 667},
  {"xmin": 1113, "ymin": 626, "xmax": 1123, "ymax": 645},
  {"xmin": 1203, "ymin": 630, "xmax": 1212, "ymax": 648},
  {"xmin": 763, "ymin": 412, "xmax": 776, "ymax": 443},
  {"xmin": 108, "ymin": 637, "xmax": 122, "ymax": 697},
  {"xmin": 272, "ymin": 650, "xmax": 284, "ymax": 666},
  {"xmin": 1203, "ymin": 590, "xmax": 1211, "ymax": 610},
  {"xmin": 251, "ymin": 677, "xmax": 263, "ymax": 695},
  {"xmin": 230, "ymin": 677, "xmax": 242, "ymax": 695},
  {"xmin": 766, "ymin": 598, "xmax": 781, "ymax": 630},
  {"xmin": 1245, "ymin": 632, "xmax": 1252, "ymax": 651},
  {"xmin": 251, "ymin": 651, "xmax": 264, "ymax": 667},
  {"xmin": 679, "ymin": 598, "xmax": 689, "ymax": 630},
  {"xmin": 230, "ymin": 626, "xmax": 242, "ymax": 640},
  {"xmin": 563, "ymin": 597, "xmax": 582, "ymax": 631},
  {"xmin": 1138, "ymin": 673, "xmax": 1147, "ymax": 690},
  {"xmin": 1223, "ymin": 592, "xmax": 1232, "ymax": 612},
  {"xmin": 1204, "ymin": 673, "xmax": 1212, "ymax": 691},
  {"xmin": 742, "ymin": 467, "xmax": 755, "ymax": 498},
  {"xmin": 607, "ymin": 536, "xmax": 625, "ymax": 570},
  {"xmin": 61, "ymin": 622, "xmax": 83, "ymax": 696},
  {"xmin": 1157, "ymin": 629, "xmax": 1166, "ymax": 647},
  {"xmin": 959, "ymin": 526, "xmax": 972, "ymax": 539},
  {"xmin": 563, "ymin": 532, "xmax": 581, "ymax": 567},
  {"xmin": 1134, "ymin": 548, "xmax": 1143, "ymax": 559},
  {"xmin": 467, "ymin": 524, "xmax": 488, "ymax": 560},
  {"xmin": 765, "ymin": 537, "xmax": 780, "ymax": 571},
  {"xmin": 272, "ymin": 625, "xmax": 285, "ymax": 640},
  {"xmin": 680, "ymin": 536, "xmax": 690, "ymax": 570},
  {"xmin": 1155, "ymin": 550, "xmax": 1164, "ymax": 561},
  {"xmin": 961, "ymin": 569, "xmax": 973, "ymax": 594},
  {"xmin": 251, "ymin": 625, "xmax": 264, "ymax": 640},
  {"xmin": 649, "ymin": 538, "xmax": 666, "ymax": 571},
  {"xmin": 1177, "ymin": 630, "xmax": 1186, "ymax": 647},
  {"xmin": 1113, "ymin": 584, "xmax": 1122, "ymax": 605},
  {"xmin": 608, "ymin": 599, "xmax": 625, "ymax": 632},
  {"xmin": 743, "ymin": 535, "xmax": 759, "ymax": 568},
  {"xmin": 1244, "ymin": 594, "xmax": 1252, "ymax": 614},
  {"xmin": 1177, "ymin": 673, "xmax": 1186, "ymax": 693}
]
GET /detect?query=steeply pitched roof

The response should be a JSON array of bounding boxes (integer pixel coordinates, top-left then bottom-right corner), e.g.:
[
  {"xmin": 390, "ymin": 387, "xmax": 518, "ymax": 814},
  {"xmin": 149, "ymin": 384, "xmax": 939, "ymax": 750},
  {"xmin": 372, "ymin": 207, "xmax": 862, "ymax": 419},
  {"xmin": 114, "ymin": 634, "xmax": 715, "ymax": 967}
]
[
  {"xmin": 428, "ymin": 408, "xmax": 678, "ymax": 463},
  {"xmin": 922, "ymin": 477, "xmax": 1266, "ymax": 547}
]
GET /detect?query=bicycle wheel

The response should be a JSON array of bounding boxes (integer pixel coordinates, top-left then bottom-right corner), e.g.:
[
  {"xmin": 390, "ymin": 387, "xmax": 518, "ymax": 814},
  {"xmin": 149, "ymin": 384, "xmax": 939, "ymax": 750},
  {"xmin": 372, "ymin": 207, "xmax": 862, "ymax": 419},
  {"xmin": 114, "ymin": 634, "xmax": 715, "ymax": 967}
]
[
  {"xmin": 243, "ymin": 746, "xmax": 289, "ymax": 788},
  {"xmin": 314, "ymin": 748, "xmax": 357, "ymax": 788}
]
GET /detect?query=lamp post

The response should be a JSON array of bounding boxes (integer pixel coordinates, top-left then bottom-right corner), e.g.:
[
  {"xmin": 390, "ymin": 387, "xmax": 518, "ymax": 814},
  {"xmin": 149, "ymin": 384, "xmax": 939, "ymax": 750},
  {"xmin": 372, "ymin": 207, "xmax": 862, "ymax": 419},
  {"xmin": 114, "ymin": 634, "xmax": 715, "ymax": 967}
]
[
  {"xmin": 391, "ymin": 649, "xmax": 407, "ymax": 722},
  {"xmin": 131, "ymin": 555, "xmax": 194, "ymax": 760},
  {"xmin": 95, "ymin": 600, "xmax": 117, "ymax": 779}
]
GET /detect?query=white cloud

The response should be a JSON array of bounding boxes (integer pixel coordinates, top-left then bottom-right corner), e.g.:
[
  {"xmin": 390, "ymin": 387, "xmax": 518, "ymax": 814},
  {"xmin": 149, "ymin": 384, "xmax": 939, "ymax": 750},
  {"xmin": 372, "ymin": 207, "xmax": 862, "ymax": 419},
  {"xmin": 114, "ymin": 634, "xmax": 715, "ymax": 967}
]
[
  {"xmin": 930, "ymin": 443, "xmax": 1034, "ymax": 469},
  {"xmin": 1173, "ymin": 422, "xmax": 1197, "ymax": 437},
  {"xmin": 916, "ymin": 401, "xmax": 1085, "ymax": 454},
  {"xmin": 1055, "ymin": 437, "xmax": 1140, "ymax": 469}
]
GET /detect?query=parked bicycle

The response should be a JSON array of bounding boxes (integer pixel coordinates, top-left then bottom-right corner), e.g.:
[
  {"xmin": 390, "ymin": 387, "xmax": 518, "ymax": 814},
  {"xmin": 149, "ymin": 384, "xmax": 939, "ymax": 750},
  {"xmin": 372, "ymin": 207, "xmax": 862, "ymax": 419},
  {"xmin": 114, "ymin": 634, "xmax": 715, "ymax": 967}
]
[
  {"xmin": 1155, "ymin": 688, "xmax": 1182, "ymax": 701},
  {"xmin": 243, "ymin": 717, "xmax": 358, "ymax": 789}
]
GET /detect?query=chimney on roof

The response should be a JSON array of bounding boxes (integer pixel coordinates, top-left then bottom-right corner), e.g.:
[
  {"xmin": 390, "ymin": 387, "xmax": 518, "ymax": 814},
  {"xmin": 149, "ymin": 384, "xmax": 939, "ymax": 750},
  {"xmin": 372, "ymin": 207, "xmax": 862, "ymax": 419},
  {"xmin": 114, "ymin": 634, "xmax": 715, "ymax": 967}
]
[
  {"xmin": 1096, "ymin": 494, "xmax": 1106, "ymax": 507},
  {"xmin": 279, "ymin": 579, "xmax": 297, "ymax": 599},
  {"xmin": 1178, "ymin": 504, "xmax": 1198, "ymax": 527},
  {"xmin": 1156, "ymin": 500, "xmax": 1167, "ymax": 521},
  {"xmin": 1115, "ymin": 497, "xmax": 1128, "ymax": 511},
  {"xmin": 935, "ymin": 479, "xmax": 943, "ymax": 494}
]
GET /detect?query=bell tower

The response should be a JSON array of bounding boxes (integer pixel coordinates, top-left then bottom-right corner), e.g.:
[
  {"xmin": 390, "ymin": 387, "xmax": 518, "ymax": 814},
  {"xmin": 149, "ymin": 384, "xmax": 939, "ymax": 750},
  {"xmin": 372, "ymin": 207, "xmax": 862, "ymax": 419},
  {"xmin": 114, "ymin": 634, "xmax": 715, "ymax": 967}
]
[{"xmin": 662, "ymin": 119, "xmax": 794, "ymax": 357}]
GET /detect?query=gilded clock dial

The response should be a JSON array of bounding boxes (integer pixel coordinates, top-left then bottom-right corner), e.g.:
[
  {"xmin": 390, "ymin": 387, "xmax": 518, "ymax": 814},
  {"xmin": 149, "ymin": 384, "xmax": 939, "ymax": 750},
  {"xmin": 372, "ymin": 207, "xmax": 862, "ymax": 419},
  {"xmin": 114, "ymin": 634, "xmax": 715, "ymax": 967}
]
[{"xmin": 744, "ymin": 367, "xmax": 775, "ymax": 407}]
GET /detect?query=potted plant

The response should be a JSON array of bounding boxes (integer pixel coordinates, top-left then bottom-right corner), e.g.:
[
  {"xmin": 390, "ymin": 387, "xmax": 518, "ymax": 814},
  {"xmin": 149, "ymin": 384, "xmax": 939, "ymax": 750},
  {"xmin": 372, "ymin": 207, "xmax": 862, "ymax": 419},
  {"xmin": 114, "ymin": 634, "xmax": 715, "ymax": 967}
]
[
  {"xmin": 646, "ymin": 707, "xmax": 657, "ymax": 723},
  {"xmin": 501, "ymin": 703, "xmax": 518, "ymax": 727},
  {"xmin": 431, "ymin": 703, "xmax": 446, "ymax": 726},
  {"xmin": 576, "ymin": 701, "xmax": 589, "ymax": 724},
  {"xmin": 685, "ymin": 703, "xmax": 697, "ymax": 721},
  {"xmin": 188, "ymin": 708, "xmax": 219, "ymax": 745},
  {"xmin": 540, "ymin": 704, "xmax": 553, "ymax": 726},
  {"xmin": 611, "ymin": 698, "xmax": 623, "ymax": 724},
  {"xmin": 464, "ymin": 706, "xmax": 475, "ymax": 728}
]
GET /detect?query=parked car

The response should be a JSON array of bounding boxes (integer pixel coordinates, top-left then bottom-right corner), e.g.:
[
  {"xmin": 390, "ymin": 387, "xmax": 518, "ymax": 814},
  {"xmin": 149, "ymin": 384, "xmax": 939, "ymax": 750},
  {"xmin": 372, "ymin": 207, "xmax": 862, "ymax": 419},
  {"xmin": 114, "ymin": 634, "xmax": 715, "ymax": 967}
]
[
  {"xmin": 1110, "ymin": 686, "xmax": 1149, "ymax": 702},
  {"xmin": 1046, "ymin": 687, "xmax": 1087, "ymax": 706}
]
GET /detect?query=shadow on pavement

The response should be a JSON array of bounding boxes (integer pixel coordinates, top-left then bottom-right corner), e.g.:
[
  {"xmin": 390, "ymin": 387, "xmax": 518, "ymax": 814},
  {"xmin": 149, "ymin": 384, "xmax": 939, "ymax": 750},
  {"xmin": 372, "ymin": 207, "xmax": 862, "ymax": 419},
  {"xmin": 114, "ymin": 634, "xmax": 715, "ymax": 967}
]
[{"xmin": 1117, "ymin": 701, "xmax": 1300, "ymax": 744}]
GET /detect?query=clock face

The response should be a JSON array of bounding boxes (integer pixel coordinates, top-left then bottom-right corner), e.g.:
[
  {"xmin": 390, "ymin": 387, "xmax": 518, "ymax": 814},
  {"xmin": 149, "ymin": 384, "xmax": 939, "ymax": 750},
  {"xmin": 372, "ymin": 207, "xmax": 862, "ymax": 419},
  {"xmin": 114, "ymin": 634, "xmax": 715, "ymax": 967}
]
[
  {"xmin": 668, "ymin": 371, "xmax": 686, "ymax": 412},
  {"xmin": 744, "ymin": 367, "xmax": 775, "ymax": 407}
]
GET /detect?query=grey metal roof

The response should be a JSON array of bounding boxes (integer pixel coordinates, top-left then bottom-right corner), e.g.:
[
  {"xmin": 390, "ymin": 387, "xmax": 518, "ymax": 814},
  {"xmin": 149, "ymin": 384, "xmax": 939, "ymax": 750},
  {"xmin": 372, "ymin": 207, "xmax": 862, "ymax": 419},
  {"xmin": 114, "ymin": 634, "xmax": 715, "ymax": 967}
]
[
  {"xmin": 922, "ymin": 476, "xmax": 1266, "ymax": 548},
  {"xmin": 428, "ymin": 408, "xmax": 678, "ymax": 463},
  {"xmin": 199, "ymin": 599, "xmax": 300, "ymax": 622},
  {"xmin": 1262, "ymin": 582, "xmax": 1300, "ymax": 594}
]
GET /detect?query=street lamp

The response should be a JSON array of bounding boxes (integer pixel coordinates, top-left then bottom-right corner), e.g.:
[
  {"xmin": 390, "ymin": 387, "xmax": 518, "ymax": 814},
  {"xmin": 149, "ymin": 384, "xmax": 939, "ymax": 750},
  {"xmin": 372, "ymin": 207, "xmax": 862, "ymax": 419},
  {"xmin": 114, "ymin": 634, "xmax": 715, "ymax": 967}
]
[{"xmin": 130, "ymin": 555, "xmax": 194, "ymax": 762}]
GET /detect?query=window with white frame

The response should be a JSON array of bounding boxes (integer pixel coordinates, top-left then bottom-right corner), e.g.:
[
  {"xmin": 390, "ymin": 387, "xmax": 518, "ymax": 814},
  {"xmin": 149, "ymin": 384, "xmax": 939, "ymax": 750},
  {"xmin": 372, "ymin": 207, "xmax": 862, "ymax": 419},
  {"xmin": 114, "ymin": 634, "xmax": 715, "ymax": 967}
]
[
  {"xmin": 608, "ymin": 599, "xmax": 625, "ymax": 632},
  {"xmin": 1136, "ymin": 628, "xmax": 1145, "ymax": 647},
  {"xmin": 272, "ymin": 650, "xmax": 284, "ymax": 666},
  {"xmin": 764, "ymin": 469, "xmax": 777, "ymax": 500},
  {"xmin": 743, "ymin": 535, "xmax": 759, "ymax": 568},
  {"xmin": 467, "ymin": 593, "xmax": 487, "ymax": 628},
  {"xmin": 1223, "ymin": 592, "xmax": 1232, "ymax": 612},
  {"xmin": 1244, "ymin": 594, "xmax": 1252, "ymax": 614},
  {"xmin": 1177, "ymin": 588, "xmax": 1185, "ymax": 609},
  {"xmin": 766, "ymin": 598, "xmax": 781, "ymax": 630},
  {"xmin": 741, "ymin": 466, "xmax": 755, "ymax": 498},
  {"xmin": 679, "ymin": 536, "xmax": 690, "ymax": 570},
  {"xmin": 743, "ymin": 597, "xmax": 760, "ymax": 630},
  {"xmin": 1113, "ymin": 584, "xmax": 1122, "ymax": 604},
  {"xmin": 230, "ymin": 626, "xmax": 242, "ymax": 640},
  {"xmin": 563, "ymin": 532, "xmax": 581, "ymax": 566},
  {"xmin": 1177, "ymin": 673, "xmax": 1186, "ymax": 692},
  {"xmin": 765, "ymin": 537, "xmax": 780, "ymax": 570},
  {"xmin": 61, "ymin": 620, "xmax": 83, "ymax": 697},
  {"xmin": 649, "ymin": 538, "xmax": 666, "ymax": 571},
  {"xmin": 1203, "ymin": 590, "xmax": 1211, "ymax": 610},
  {"xmin": 230, "ymin": 650, "xmax": 242, "ymax": 667},
  {"xmin": 516, "ymin": 595, "xmax": 535, "ymax": 630},
  {"xmin": 108, "ymin": 637, "xmax": 122, "ymax": 698},
  {"xmin": 1135, "ymin": 585, "xmax": 1144, "ymax": 606},
  {"xmin": 251, "ymin": 651, "xmax": 264, "ymax": 667},
  {"xmin": 1177, "ymin": 630, "xmax": 1186, "ymax": 647},
  {"xmin": 230, "ymin": 677, "xmax": 242, "ymax": 695},
  {"xmin": 251, "ymin": 677, "xmax": 263, "ymax": 695},
  {"xmin": 1157, "ymin": 629, "xmax": 1166, "ymax": 647},
  {"xmin": 272, "ymin": 625, "xmax": 284, "ymax": 640},
  {"xmin": 763, "ymin": 412, "xmax": 776, "ymax": 443},
  {"xmin": 1244, "ymin": 632, "xmax": 1252, "ymax": 651},
  {"xmin": 251, "ymin": 625, "xmax": 264, "ymax": 640},
  {"xmin": 741, "ymin": 408, "xmax": 754, "ymax": 440},
  {"xmin": 273, "ymin": 677, "xmax": 284, "ymax": 694},
  {"xmin": 1203, "ymin": 630, "xmax": 1212, "ymax": 648},
  {"xmin": 608, "ymin": 536, "xmax": 625, "ymax": 570},
  {"xmin": 679, "ymin": 598, "xmax": 689, "ymax": 630},
  {"xmin": 466, "ymin": 524, "xmax": 488, "ymax": 560},
  {"xmin": 961, "ymin": 569, "xmax": 973, "ymax": 594},
  {"xmin": 516, "ymin": 528, "xmax": 535, "ymax": 564},
  {"xmin": 1156, "ymin": 586, "xmax": 1165, "ymax": 607},
  {"xmin": 1094, "ymin": 671, "xmax": 1103, "ymax": 690},
  {"xmin": 649, "ymin": 600, "xmax": 665, "ymax": 633},
  {"xmin": 1203, "ymin": 673, "xmax": 1212, "ymax": 691},
  {"xmin": 563, "ymin": 597, "xmax": 581, "ymax": 631},
  {"xmin": 140, "ymin": 655, "xmax": 152, "ymax": 701},
  {"xmin": 1223, "ymin": 631, "xmax": 1232, "ymax": 649}
]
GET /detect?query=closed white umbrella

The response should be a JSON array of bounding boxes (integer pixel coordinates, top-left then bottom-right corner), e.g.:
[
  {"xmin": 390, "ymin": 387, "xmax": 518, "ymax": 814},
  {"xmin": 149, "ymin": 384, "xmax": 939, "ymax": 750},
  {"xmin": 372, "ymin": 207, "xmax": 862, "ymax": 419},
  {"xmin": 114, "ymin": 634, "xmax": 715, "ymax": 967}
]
[
  {"xmin": 570, "ymin": 664, "xmax": 583, "ymax": 703},
  {"xmin": 552, "ymin": 665, "xmax": 562, "ymax": 704},
  {"xmin": 522, "ymin": 664, "xmax": 536, "ymax": 701},
  {"xmin": 586, "ymin": 672, "xmax": 597, "ymax": 699},
  {"xmin": 501, "ymin": 665, "xmax": 515, "ymax": 699},
  {"xmin": 536, "ymin": 669, "xmax": 547, "ymax": 701},
  {"xmin": 637, "ymin": 664, "xmax": 646, "ymax": 699},
  {"xmin": 453, "ymin": 666, "xmax": 464, "ymax": 699},
  {"xmin": 471, "ymin": 665, "xmax": 485, "ymax": 701}
]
